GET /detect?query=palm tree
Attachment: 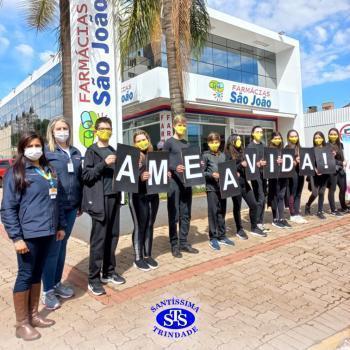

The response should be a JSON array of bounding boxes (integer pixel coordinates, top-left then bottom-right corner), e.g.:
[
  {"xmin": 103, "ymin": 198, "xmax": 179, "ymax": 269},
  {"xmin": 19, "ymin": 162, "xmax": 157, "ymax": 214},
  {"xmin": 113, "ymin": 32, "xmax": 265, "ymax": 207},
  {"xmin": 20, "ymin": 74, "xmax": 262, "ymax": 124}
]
[
  {"xmin": 120, "ymin": 0, "xmax": 210, "ymax": 116},
  {"xmin": 21, "ymin": 0, "xmax": 72, "ymax": 126}
]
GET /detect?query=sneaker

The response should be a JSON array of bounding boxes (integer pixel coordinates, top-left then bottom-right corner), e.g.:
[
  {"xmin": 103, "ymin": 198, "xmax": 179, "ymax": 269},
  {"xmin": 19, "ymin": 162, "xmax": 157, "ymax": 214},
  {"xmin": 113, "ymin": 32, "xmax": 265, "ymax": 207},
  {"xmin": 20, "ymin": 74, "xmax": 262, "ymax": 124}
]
[
  {"xmin": 296, "ymin": 215, "xmax": 308, "ymax": 224},
  {"xmin": 330, "ymin": 211, "xmax": 343, "ymax": 217},
  {"xmin": 272, "ymin": 220, "xmax": 285, "ymax": 229},
  {"xmin": 179, "ymin": 244, "xmax": 199, "ymax": 254},
  {"xmin": 144, "ymin": 257, "xmax": 159, "ymax": 270},
  {"xmin": 280, "ymin": 219, "xmax": 292, "ymax": 229},
  {"xmin": 257, "ymin": 224, "xmax": 271, "ymax": 233},
  {"xmin": 290, "ymin": 215, "xmax": 299, "ymax": 223},
  {"xmin": 88, "ymin": 282, "xmax": 106, "ymax": 296},
  {"xmin": 250, "ymin": 227, "xmax": 267, "ymax": 237},
  {"xmin": 316, "ymin": 211, "xmax": 326, "ymax": 220},
  {"xmin": 42, "ymin": 290, "xmax": 61, "ymax": 310},
  {"xmin": 236, "ymin": 229, "xmax": 248, "ymax": 240},
  {"xmin": 171, "ymin": 246, "xmax": 182, "ymax": 258},
  {"xmin": 305, "ymin": 205, "xmax": 311, "ymax": 216},
  {"xmin": 209, "ymin": 239, "xmax": 220, "ymax": 251},
  {"xmin": 133, "ymin": 259, "xmax": 151, "ymax": 272},
  {"xmin": 218, "ymin": 237, "xmax": 235, "ymax": 246},
  {"xmin": 54, "ymin": 282, "xmax": 74, "ymax": 299},
  {"xmin": 101, "ymin": 272, "xmax": 126, "ymax": 285},
  {"xmin": 339, "ymin": 208, "xmax": 350, "ymax": 214}
]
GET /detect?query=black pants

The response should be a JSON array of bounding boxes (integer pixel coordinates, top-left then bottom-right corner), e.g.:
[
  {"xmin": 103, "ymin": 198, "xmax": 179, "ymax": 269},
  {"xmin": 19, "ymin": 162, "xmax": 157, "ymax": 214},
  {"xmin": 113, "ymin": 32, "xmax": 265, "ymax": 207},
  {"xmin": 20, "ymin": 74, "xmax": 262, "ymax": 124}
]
[
  {"xmin": 129, "ymin": 193, "xmax": 159, "ymax": 261},
  {"xmin": 288, "ymin": 173, "xmax": 304, "ymax": 216},
  {"xmin": 232, "ymin": 180, "xmax": 258, "ymax": 231},
  {"xmin": 89, "ymin": 195, "xmax": 120, "ymax": 283},
  {"xmin": 167, "ymin": 177, "xmax": 192, "ymax": 247},
  {"xmin": 307, "ymin": 175, "xmax": 329, "ymax": 213},
  {"xmin": 14, "ymin": 235, "xmax": 55, "ymax": 293},
  {"xmin": 328, "ymin": 171, "xmax": 347, "ymax": 211},
  {"xmin": 207, "ymin": 191, "xmax": 226, "ymax": 240},
  {"xmin": 269, "ymin": 178, "xmax": 287, "ymax": 220},
  {"xmin": 251, "ymin": 174, "xmax": 266, "ymax": 224}
]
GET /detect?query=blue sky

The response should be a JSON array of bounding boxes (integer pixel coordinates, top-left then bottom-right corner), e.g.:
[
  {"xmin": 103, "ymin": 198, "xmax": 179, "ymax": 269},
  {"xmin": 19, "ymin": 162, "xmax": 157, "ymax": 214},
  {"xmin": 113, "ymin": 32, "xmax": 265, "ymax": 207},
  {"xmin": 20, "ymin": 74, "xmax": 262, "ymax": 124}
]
[{"xmin": 0, "ymin": 0, "xmax": 349, "ymax": 110}]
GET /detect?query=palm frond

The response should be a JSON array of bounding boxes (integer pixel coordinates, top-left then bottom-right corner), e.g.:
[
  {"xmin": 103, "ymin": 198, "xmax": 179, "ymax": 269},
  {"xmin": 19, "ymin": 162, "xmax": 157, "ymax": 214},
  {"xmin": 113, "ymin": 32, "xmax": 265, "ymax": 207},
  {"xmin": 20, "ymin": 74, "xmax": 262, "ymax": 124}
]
[{"xmin": 21, "ymin": 0, "xmax": 57, "ymax": 31}]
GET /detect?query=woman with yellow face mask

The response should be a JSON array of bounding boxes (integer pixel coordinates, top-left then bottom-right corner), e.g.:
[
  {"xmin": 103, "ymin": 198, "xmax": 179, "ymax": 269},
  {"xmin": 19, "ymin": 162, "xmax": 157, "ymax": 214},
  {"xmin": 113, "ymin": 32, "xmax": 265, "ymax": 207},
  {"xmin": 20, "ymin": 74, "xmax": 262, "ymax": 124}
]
[
  {"xmin": 163, "ymin": 114, "xmax": 199, "ymax": 258},
  {"xmin": 267, "ymin": 132, "xmax": 292, "ymax": 230},
  {"xmin": 327, "ymin": 128, "xmax": 349, "ymax": 214},
  {"xmin": 285, "ymin": 129, "xmax": 308, "ymax": 224},
  {"xmin": 305, "ymin": 131, "xmax": 330, "ymax": 220},
  {"xmin": 129, "ymin": 130, "xmax": 160, "ymax": 271},
  {"xmin": 225, "ymin": 134, "xmax": 266, "ymax": 239},
  {"xmin": 202, "ymin": 132, "xmax": 235, "ymax": 250},
  {"xmin": 246, "ymin": 126, "xmax": 270, "ymax": 234}
]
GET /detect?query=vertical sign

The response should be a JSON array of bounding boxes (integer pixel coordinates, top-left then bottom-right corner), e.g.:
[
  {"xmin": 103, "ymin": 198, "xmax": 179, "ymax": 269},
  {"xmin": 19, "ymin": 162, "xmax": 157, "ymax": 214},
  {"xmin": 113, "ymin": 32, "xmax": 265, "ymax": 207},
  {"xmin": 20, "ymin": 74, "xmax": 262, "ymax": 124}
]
[
  {"xmin": 160, "ymin": 111, "xmax": 173, "ymax": 141},
  {"xmin": 337, "ymin": 122, "xmax": 350, "ymax": 200},
  {"xmin": 70, "ymin": 0, "xmax": 118, "ymax": 154}
]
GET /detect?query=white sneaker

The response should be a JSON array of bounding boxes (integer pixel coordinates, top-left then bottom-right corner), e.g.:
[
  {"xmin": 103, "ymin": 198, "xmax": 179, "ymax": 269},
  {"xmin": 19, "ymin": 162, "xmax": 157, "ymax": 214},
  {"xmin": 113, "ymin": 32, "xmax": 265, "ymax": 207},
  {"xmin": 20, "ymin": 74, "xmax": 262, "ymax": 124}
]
[
  {"xmin": 297, "ymin": 215, "xmax": 308, "ymax": 223},
  {"xmin": 290, "ymin": 215, "xmax": 299, "ymax": 223}
]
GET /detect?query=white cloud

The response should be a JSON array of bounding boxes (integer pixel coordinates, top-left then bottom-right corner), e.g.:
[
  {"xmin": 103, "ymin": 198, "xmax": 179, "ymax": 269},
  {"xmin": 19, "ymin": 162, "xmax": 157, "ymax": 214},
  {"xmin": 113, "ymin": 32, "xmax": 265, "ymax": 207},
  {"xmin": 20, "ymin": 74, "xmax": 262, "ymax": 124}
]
[
  {"xmin": 15, "ymin": 43, "xmax": 34, "ymax": 57},
  {"xmin": 39, "ymin": 50, "xmax": 56, "ymax": 62},
  {"xmin": 0, "ymin": 37, "xmax": 10, "ymax": 55}
]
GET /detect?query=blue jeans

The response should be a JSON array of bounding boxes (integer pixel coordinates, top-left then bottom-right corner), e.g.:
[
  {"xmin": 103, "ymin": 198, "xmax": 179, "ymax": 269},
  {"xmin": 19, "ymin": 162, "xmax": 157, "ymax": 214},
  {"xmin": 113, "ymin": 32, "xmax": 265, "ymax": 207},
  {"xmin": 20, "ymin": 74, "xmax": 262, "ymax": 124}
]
[{"xmin": 42, "ymin": 208, "xmax": 78, "ymax": 292}]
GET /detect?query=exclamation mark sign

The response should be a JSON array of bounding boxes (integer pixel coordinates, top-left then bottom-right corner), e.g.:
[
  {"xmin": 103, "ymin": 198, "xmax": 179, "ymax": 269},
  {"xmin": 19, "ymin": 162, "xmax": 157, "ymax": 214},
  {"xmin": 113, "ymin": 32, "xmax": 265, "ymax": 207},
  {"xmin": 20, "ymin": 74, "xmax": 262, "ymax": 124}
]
[{"xmin": 323, "ymin": 153, "xmax": 328, "ymax": 169}]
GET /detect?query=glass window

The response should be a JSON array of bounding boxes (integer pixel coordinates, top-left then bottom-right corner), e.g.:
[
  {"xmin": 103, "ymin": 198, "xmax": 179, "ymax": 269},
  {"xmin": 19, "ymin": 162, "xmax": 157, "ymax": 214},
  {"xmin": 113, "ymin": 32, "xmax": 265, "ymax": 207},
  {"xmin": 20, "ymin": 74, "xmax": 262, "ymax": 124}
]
[
  {"xmin": 198, "ymin": 62, "xmax": 214, "ymax": 76},
  {"xmin": 257, "ymin": 57, "xmax": 266, "ymax": 76},
  {"xmin": 265, "ymin": 76, "xmax": 277, "ymax": 89},
  {"xmin": 212, "ymin": 44, "xmax": 227, "ymax": 67},
  {"xmin": 242, "ymin": 72, "xmax": 258, "ymax": 85},
  {"xmin": 227, "ymin": 69, "xmax": 241, "ymax": 83},
  {"xmin": 190, "ymin": 59, "xmax": 198, "ymax": 74},
  {"xmin": 212, "ymin": 35, "xmax": 227, "ymax": 46},
  {"xmin": 227, "ymin": 48, "xmax": 240, "ymax": 70},
  {"xmin": 241, "ymin": 52, "xmax": 257, "ymax": 74},
  {"xmin": 227, "ymin": 39, "xmax": 240, "ymax": 50},
  {"xmin": 200, "ymin": 44, "xmax": 213, "ymax": 64},
  {"xmin": 265, "ymin": 59, "xmax": 276, "ymax": 78},
  {"xmin": 213, "ymin": 65, "xmax": 228, "ymax": 80}
]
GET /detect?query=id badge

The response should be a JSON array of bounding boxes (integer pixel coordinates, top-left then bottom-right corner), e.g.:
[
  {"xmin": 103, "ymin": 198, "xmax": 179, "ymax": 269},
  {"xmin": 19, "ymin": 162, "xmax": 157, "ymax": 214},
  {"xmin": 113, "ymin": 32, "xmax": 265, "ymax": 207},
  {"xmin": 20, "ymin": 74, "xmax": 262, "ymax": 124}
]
[
  {"xmin": 49, "ymin": 187, "xmax": 57, "ymax": 199},
  {"xmin": 67, "ymin": 161, "xmax": 74, "ymax": 173}
]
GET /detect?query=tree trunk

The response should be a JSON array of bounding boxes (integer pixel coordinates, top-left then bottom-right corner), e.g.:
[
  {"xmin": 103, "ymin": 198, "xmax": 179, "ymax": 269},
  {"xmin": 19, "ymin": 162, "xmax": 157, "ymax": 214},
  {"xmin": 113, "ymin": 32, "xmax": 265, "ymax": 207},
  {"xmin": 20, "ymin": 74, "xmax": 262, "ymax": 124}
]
[
  {"xmin": 60, "ymin": 0, "xmax": 73, "ymax": 126},
  {"xmin": 162, "ymin": 0, "xmax": 185, "ymax": 116}
]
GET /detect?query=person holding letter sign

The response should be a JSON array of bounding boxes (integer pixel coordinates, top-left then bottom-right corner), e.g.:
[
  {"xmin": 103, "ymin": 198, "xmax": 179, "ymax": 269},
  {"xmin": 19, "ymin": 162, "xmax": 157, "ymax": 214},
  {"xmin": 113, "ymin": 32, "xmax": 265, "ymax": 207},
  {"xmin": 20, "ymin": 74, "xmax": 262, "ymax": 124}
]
[
  {"xmin": 267, "ymin": 132, "xmax": 292, "ymax": 229},
  {"xmin": 163, "ymin": 115, "xmax": 199, "ymax": 258},
  {"xmin": 285, "ymin": 130, "xmax": 307, "ymax": 224},
  {"xmin": 202, "ymin": 132, "xmax": 235, "ymax": 251},
  {"xmin": 129, "ymin": 130, "xmax": 160, "ymax": 271},
  {"xmin": 225, "ymin": 134, "xmax": 266, "ymax": 239},
  {"xmin": 305, "ymin": 131, "xmax": 330, "ymax": 219},
  {"xmin": 247, "ymin": 126, "xmax": 270, "ymax": 234},
  {"xmin": 327, "ymin": 128, "xmax": 349, "ymax": 215},
  {"xmin": 82, "ymin": 117, "xmax": 125, "ymax": 296}
]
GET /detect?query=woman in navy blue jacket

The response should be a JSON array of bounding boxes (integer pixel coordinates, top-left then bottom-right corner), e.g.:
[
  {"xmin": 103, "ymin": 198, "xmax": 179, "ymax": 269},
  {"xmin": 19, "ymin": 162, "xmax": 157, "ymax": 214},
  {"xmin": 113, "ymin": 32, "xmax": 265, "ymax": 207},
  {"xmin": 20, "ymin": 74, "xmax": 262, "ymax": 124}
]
[
  {"xmin": 41, "ymin": 117, "xmax": 82, "ymax": 310},
  {"xmin": 1, "ymin": 132, "xmax": 66, "ymax": 341}
]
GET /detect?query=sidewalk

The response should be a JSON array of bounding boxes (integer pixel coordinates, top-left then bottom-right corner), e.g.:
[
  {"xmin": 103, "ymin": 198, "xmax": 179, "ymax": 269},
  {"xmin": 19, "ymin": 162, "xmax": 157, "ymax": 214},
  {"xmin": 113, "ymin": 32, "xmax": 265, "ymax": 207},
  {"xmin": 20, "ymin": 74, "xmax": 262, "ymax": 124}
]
[{"xmin": 0, "ymin": 205, "xmax": 350, "ymax": 349}]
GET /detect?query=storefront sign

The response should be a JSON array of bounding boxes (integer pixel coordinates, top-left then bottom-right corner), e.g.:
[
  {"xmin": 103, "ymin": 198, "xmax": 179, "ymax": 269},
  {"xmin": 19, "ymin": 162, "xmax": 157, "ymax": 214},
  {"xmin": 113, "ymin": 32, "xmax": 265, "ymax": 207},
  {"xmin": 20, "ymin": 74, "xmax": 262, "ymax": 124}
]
[
  {"xmin": 160, "ymin": 112, "xmax": 173, "ymax": 141},
  {"xmin": 70, "ymin": 0, "xmax": 118, "ymax": 153},
  {"xmin": 121, "ymin": 80, "xmax": 137, "ymax": 106},
  {"xmin": 337, "ymin": 122, "xmax": 350, "ymax": 200},
  {"xmin": 197, "ymin": 76, "xmax": 279, "ymax": 110}
]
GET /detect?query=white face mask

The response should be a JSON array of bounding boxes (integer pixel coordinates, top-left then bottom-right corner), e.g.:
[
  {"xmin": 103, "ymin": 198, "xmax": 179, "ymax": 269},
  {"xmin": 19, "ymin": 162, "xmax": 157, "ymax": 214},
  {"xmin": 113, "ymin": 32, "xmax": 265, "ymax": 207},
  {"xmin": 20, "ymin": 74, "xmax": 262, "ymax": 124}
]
[
  {"xmin": 24, "ymin": 147, "xmax": 43, "ymax": 161},
  {"xmin": 54, "ymin": 131, "xmax": 69, "ymax": 143}
]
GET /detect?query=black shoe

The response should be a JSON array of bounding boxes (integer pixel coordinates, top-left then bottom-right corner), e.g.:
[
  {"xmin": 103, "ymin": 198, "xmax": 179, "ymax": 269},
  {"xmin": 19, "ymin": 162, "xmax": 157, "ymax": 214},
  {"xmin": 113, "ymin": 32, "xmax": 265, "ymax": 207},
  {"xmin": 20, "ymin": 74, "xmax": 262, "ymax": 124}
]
[
  {"xmin": 133, "ymin": 259, "xmax": 151, "ymax": 271},
  {"xmin": 272, "ymin": 219, "xmax": 285, "ymax": 229},
  {"xmin": 316, "ymin": 211, "xmax": 326, "ymax": 220},
  {"xmin": 171, "ymin": 246, "xmax": 182, "ymax": 258},
  {"xmin": 88, "ymin": 282, "xmax": 106, "ymax": 296},
  {"xmin": 339, "ymin": 208, "xmax": 350, "ymax": 214},
  {"xmin": 179, "ymin": 244, "xmax": 199, "ymax": 254},
  {"xmin": 236, "ymin": 229, "xmax": 248, "ymax": 240},
  {"xmin": 280, "ymin": 219, "xmax": 292, "ymax": 229},
  {"xmin": 144, "ymin": 257, "xmax": 159, "ymax": 270},
  {"xmin": 101, "ymin": 272, "xmax": 126, "ymax": 285},
  {"xmin": 331, "ymin": 210, "xmax": 343, "ymax": 217},
  {"xmin": 250, "ymin": 227, "xmax": 267, "ymax": 237},
  {"xmin": 305, "ymin": 205, "xmax": 311, "ymax": 216}
]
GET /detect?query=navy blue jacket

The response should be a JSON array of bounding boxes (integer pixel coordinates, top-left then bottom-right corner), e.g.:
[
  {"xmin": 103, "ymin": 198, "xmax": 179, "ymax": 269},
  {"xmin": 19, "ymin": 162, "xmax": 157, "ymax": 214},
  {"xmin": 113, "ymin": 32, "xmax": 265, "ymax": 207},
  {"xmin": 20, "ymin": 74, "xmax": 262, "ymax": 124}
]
[
  {"xmin": 1, "ymin": 163, "xmax": 67, "ymax": 241},
  {"xmin": 45, "ymin": 145, "xmax": 83, "ymax": 211}
]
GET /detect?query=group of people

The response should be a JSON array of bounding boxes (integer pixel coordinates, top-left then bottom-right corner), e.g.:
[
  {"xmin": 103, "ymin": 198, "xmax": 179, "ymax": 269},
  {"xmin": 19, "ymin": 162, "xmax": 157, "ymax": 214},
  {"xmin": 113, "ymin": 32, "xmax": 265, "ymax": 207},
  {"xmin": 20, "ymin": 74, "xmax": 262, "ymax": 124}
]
[{"xmin": 1, "ymin": 114, "xmax": 348, "ymax": 341}]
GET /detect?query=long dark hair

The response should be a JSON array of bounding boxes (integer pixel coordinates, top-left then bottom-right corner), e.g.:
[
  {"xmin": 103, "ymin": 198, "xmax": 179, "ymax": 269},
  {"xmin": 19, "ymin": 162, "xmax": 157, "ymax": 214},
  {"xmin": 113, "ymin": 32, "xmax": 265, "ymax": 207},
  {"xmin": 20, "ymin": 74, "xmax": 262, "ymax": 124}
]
[
  {"xmin": 268, "ymin": 131, "xmax": 283, "ymax": 149},
  {"xmin": 12, "ymin": 132, "xmax": 49, "ymax": 192},
  {"xmin": 313, "ymin": 131, "xmax": 326, "ymax": 147},
  {"xmin": 225, "ymin": 134, "xmax": 244, "ymax": 160},
  {"xmin": 328, "ymin": 127, "xmax": 344, "ymax": 159},
  {"xmin": 286, "ymin": 129, "xmax": 300, "ymax": 149}
]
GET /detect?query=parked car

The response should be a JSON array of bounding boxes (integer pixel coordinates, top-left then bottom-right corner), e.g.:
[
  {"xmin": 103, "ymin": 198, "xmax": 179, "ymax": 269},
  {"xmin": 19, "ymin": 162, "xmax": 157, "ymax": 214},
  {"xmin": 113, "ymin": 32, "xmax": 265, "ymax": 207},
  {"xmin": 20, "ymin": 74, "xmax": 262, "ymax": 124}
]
[{"xmin": 0, "ymin": 159, "xmax": 14, "ymax": 187}]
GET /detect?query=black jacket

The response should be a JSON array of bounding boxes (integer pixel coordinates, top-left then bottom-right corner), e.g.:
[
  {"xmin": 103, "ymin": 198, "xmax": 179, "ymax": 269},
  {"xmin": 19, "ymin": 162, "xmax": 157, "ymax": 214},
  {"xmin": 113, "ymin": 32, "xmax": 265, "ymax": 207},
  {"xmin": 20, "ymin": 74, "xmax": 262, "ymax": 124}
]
[
  {"xmin": 82, "ymin": 143, "xmax": 119, "ymax": 221},
  {"xmin": 202, "ymin": 151, "xmax": 227, "ymax": 192}
]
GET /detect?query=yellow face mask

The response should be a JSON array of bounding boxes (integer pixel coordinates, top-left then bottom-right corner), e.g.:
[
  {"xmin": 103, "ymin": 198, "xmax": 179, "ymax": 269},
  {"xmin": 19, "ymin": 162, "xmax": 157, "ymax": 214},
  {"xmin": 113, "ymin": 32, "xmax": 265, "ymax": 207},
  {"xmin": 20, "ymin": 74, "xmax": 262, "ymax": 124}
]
[
  {"xmin": 234, "ymin": 139, "xmax": 242, "ymax": 148},
  {"xmin": 253, "ymin": 131, "xmax": 263, "ymax": 142},
  {"xmin": 271, "ymin": 137, "xmax": 282, "ymax": 146},
  {"xmin": 174, "ymin": 124, "xmax": 187, "ymax": 136},
  {"xmin": 288, "ymin": 136, "xmax": 299, "ymax": 144},
  {"xmin": 96, "ymin": 129, "xmax": 112, "ymax": 142},
  {"xmin": 208, "ymin": 141, "xmax": 220, "ymax": 153},
  {"xmin": 314, "ymin": 137, "xmax": 324, "ymax": 146},
  {"xmin": 135, "ymin": 139, "xmax": 149, "ymax": 151},
  {"xmin": 329, "ymin": 135, "xmax": 338, "ymax": 143}
]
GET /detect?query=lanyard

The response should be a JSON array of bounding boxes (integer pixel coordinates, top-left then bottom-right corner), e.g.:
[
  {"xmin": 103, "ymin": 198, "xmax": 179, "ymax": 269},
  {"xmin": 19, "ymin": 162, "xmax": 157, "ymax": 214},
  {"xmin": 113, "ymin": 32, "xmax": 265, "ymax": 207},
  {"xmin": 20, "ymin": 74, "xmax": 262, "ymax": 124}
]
[{"xmin": 35, "ymin": 168, "xmax": 55, "ymax": 187}]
